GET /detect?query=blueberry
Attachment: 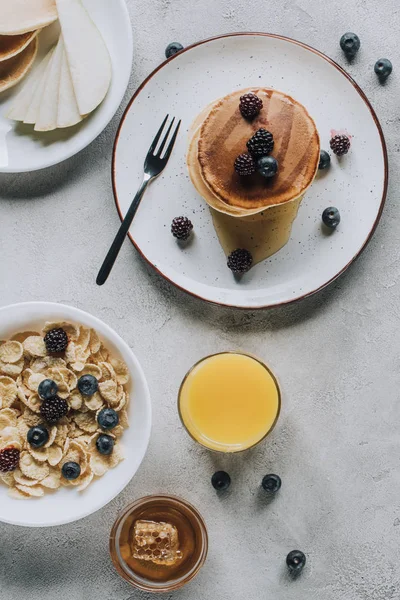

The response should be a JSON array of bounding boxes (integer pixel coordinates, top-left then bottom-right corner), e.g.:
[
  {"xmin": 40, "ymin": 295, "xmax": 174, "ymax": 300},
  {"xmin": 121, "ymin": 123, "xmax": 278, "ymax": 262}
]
[
  {"xmin": 261, "ymin": 474, "xmax": 282, "ymax": 494},
  {"xmin": 61, "ymin": 461, "xmax": 81, "ymax": 480},
  {"xmin": 211, "ymin": 471, "xmax": 231, "ymax": 491},
  {"xmin": 322, "ymin": 207, "xmax": 341, "ymax": 229},
  {"xmin": 340, "ymin": 32, "xmax": 360, "ymax": 57},
  {"xmin": 286, "ymin": 550, "xmax": 306, "ymax": 573},
  {"xmin": 96, "ymin": 434, "xmax": 115, "ymax": 456},
  {"xmin": 77, "ymin": 374, "xmax": 99, "ymax": 396},
  {"xmin": 97, "ymin": 408, "xmax": 119, "ymax": 430},
  {"xmin": 257, "ymin": 156, "xmax": 278, "ymax": 178},
  {"xmin": 318, "ymin": 150, "xmax": 331, "ymax": 170},
  {"xmin": 27, "ymin": 425, "xmax": 49, "ymax": 449},
  {"xmin": 38, "ymin": 379, "xmax": 58, "ymax": 400},
  {"xmin": 165, "ymin": 42, "xmax": 184, "ymax": 59},
  {"xmin": 374, "ymin": 58, "xmax": 393, "ymax": 80}
]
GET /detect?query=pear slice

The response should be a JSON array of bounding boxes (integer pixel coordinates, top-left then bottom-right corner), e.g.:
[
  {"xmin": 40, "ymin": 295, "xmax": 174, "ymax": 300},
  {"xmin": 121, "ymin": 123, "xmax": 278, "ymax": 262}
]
[
  {"xmin": 24, "ymin": 46, "xmax": 55, "ymax": 125},
  {"xmin": 56, "ymin": 0, "xmax": 112, "ymax": 116},
  {"xmin": 7, "ymin": 47, "xmax": 53, "ymax": 122},
  {"xmin": 0, "ymin": 0, "xmax": 58, "ymax": 36},
  {"xmin": 35, "ymin": 36, "xmax": 63, "ymax": 131},
  {"xmin": 57, "ymin": 39, "xmax": 82, "ymax": 129}
]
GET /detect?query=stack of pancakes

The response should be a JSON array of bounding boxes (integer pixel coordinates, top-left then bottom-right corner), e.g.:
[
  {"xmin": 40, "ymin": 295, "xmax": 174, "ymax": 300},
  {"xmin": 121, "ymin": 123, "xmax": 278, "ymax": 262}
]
[
  {"xmin": 188, "ymin": 88, "xmax": 320, "ymax": 264},
  {"xmin": 0, "ymin": 0, "xmax": 58, "ymax": 94}
]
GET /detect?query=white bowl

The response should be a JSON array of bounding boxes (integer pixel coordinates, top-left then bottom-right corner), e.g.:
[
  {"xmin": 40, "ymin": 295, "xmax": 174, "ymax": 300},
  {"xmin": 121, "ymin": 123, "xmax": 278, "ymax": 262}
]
[
  {"xmin": 0, "ymin": 0, "xmax": 133, "ymax": 173},
  {"xmin": 0, "ymin": 302, "xmax": 151, "ymax": 527}
]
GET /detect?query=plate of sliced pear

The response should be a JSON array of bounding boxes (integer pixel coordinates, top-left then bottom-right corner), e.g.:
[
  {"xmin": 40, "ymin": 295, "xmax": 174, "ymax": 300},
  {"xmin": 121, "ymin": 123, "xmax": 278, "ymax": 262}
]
[{"xmin": 0, "ymin": 0, "xmax": 133, "ymax": 173}]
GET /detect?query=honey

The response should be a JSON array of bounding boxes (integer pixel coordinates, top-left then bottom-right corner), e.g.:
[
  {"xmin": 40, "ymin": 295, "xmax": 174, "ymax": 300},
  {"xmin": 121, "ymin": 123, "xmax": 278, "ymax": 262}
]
[{"xmin": 111, "ymin": 495, "xmax": 208, "ymax": 590}]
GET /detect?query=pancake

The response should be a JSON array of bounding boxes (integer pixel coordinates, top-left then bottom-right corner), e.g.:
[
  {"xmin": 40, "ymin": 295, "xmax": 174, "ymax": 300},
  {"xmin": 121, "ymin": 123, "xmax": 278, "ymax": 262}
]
[
  {"xmin": 187, "ymin": 88, "xmax": 320, "ymax": 263},
  {"xmin": 0, "ymin": 0, "xmax": 57, "ymax": 36},
  {"xmin": 0, "ymin": 31, "xmax": 38, "ymax": 63},
  {"xmin": 196, "ymin": 88, "xmax": 320, "ymax": 215},
  {"xmin": 0, "ymin": 37, "xmax": 38, "ymax": 94},
  {"xmin": 188, "ymin": 115, "xmax": 303, "ymax": 263}
]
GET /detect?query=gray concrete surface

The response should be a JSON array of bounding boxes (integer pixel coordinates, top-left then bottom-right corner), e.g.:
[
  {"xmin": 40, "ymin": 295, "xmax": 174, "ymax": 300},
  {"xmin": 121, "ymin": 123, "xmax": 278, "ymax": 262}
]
[{"xmin": 1, "ymin": 0, "xmax": 399, "ymax": 598}]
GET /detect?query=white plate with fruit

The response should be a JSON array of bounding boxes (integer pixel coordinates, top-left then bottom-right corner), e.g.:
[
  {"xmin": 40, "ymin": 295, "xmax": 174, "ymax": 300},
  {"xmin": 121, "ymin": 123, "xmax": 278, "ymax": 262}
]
[
  {"xmin": 0, "ymin": 0, "xmax": 133, "ymax": 173},
  {"xmin": 0, "ymin": 302, "xmax": 151, "ymax": 527},
  {"xmin": 112, "ymin": 33, "xmax": 388, "ymax": 309}
]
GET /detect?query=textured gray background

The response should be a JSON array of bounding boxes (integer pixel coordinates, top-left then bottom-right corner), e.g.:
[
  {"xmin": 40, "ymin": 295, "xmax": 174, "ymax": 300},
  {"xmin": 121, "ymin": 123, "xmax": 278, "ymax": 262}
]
[{"xmin": 0, "ymin": 0, "xmax": 399, "ymax": 599}]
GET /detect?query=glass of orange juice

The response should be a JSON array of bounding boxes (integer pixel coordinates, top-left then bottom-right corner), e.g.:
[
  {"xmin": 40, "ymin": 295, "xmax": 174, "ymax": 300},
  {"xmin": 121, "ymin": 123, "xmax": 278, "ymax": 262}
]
[{"xmin": 178, "ymin": 352, "xmax": 281, "ymax": 453}]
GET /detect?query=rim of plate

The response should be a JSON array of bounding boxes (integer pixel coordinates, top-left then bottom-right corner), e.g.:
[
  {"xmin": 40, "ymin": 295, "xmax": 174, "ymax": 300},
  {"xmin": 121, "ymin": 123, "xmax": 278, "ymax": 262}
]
[
  {"xmin": 112, "ymin": 32, "xmax": 388, "ymax": 310},
  {"xmin": 0, "ymin": 0, "xmax": 133, "ymax": 174},
  {"xmin": 0, "ymin": 301, "xmax": 152, "ymax": 527}
]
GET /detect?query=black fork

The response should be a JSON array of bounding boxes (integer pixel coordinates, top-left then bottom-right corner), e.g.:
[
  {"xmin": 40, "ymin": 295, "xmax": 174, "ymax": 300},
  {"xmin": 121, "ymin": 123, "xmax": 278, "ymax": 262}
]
[{"xmin": 96, "ymin": 115, "xmax": 181, "ymax": 286}]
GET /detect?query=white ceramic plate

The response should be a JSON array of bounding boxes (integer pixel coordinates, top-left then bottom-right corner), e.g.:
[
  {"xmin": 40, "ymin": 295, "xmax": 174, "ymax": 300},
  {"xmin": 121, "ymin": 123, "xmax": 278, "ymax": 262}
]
[
  {"xmin": 0, "ymin": 302, "xmax": 151, "ymax": 527},
  {"xmin": 0, "ymin": 0, "xmax": 132, "ymax": 173},
  {"xmin": 113, "ymin": 33, "xmax": 388, "ymax": 309}
]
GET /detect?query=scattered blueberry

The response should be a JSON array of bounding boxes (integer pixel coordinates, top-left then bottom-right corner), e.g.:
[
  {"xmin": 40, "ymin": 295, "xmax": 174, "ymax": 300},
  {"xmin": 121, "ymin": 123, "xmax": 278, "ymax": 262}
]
[
  {"xmin": 38, "ymin": 379, "xmax": 58, "ymax": 400},
  {"xmin": 61, "ymin": 462, "xmax": 81, "ymax": 480},
  {"xmin": 96, "ymin": 434, "xmax": 115, "ymax": 456},
  {"xmin": 261, "ymin": 474, "xmax": 282, "ymax": 494},
  {"xmin": 286, "ymin": 550, "xmax": 306, "ymax": 573},
  {"xmin": 27, "ymin": 425, "xmax": 49, "ymax": 449},
  {"xmin": 322, "ymin": 207, "xmax": 341, "ymax": 229},
  {"xmin": 97, "ymin": 408, "xmax": 119, "ymax": 430},
  {"xmin": 340, "ymin": 32, "xmax": 360, "ymax": 57},
  {"xmin": 257, "ymin": 156, "xmax": 278, "ymax": 179},
  {"xmin": 165, "ymin": 42, "xmax": 184, "ymax": 59},
  {"xmin": 374, "ymin": 58, "xmax": 393, "ymax": 80},
  {"xmin": 77, "ymin": 374, "xmax": 99, "ymax": 396},
  {"xmin": 318, "ymin": 150, "xmax": 331, "ymax": 170},
  {"xmin": 211, "ymin": 471, "xmax": 231, "ymax": 491}
]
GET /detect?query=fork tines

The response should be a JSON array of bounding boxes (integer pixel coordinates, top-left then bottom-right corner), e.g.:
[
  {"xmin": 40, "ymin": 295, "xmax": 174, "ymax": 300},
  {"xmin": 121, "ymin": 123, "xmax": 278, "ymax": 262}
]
[{"xmin": 149, "ymin": 115, "xmax": 181, "ymax": 161}]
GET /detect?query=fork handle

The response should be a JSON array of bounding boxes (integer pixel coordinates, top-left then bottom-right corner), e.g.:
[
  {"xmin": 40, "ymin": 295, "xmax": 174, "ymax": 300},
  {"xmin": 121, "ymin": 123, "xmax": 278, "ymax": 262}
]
[{"xmin": 96, "ymin": 175, "xmax": 151, "ymax": 286}]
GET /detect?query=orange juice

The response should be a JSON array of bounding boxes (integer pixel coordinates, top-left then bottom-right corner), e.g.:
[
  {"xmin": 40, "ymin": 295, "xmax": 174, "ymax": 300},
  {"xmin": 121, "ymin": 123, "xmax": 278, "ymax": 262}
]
[{"xmin": 178, "ymin": 353, "xmax": 280, "ymax": 452}]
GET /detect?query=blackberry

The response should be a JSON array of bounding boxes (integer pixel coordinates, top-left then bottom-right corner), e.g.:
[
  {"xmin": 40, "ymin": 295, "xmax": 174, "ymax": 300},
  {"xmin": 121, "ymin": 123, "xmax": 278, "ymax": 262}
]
[
  {"xmin": 44, "ymin": 328, "xmax": 68, "ymax": 354},
  {"xmin": 247, "ymin": 128, "xmax": 274, "ymax": 158},
  {"xmin": 330, "ymin": 134, "xmax": 351, "ymax": 156},
  {"xmin": 40, "ymin": 396, "xmax": 68, "ymax": 424},
  {"xmin": 234, "ymin": 153, "xmax": 256, "ymax": 176},
  {"xmin": 239, "ymin": 92, "xmax": 263, "ymax": 119},
  {"xmin": 227, "ymin": 249, "xmax": 253, "ymax": 274},
  {"xmin": 171, "ymin": 216, "xmax": 193, "ymax": 241},
  {"xmin": 0, "ymin": 447, "xmax": 20, "ymax": 473}
]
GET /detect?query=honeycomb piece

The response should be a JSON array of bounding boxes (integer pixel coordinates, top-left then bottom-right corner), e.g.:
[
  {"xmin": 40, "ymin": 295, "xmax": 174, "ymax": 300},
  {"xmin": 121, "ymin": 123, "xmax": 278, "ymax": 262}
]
[{"xmin": 132, "ymin": 520, "xmax": 182, "ymax": 566}]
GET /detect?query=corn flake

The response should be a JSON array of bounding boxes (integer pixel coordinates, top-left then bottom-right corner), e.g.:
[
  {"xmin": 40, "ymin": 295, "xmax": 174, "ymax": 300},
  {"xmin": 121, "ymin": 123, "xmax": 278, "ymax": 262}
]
[
  {"xmin": 0, "ymin": 358, "xmax": 24, "ymax": 377},
  {"xmin": 109, "ymin": 357, "xmax": 129, "ymax": 385},
  {"xmin": 23, "ymin": 336, "xmax": 47, "ymax": 357},
  {"xmin": 19, "ymin": 452, "xmax": 49, "ymax": 481},
  {"xmin": 98, "ymin": 380, "xmax": 118, "ymax": 404},
  {"xmin": 0, "ymin": 341, "xmax": 23, "ymax": 364}
]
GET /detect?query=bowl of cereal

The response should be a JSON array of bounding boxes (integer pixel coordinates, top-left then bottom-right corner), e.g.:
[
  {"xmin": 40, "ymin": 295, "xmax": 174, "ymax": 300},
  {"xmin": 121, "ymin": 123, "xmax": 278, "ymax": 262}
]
[{"xmin": 0, "ymin": 302, "xmax": 151, "ymax": 527}]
